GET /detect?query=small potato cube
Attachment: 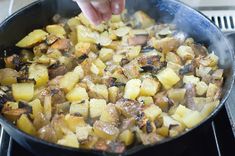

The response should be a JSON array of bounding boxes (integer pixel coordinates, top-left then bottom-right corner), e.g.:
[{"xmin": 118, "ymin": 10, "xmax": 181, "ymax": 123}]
[
  {"xmin": 167, "ymin": 62, "xmax": 182, "ymax": 74},
  {"xmin": 76, "ymin": 125, "xmax": 92, "ymax": 141},
  {"xmin": 199, "ymin": 53, "xmax": 219, "ymax": 67},
  {"xmin": 29, "ymin": 64, "xmax": 49, "ymax": 87},
  {"xmin": 183, "ymin": 75, "xmax": 200, "ymax": 85},
  {"xmin": 126, "ymin": 46, "xmax": 141, "ymax": 60},
  {"xmin": 70, "ymin": 100, "xmax": 89, "ymax": 118},
  {"xmin": 46, "ymin": 24, "xmax": 66, "ymax": 38},
  {"xmin": 76, "ymin": 25, "xmax": 97, "ymax": 43},
  {"xmin": 113, "ymin": 54, "xmax": 125, "ymax": 64},
  {"xmin": 100, "ymin": 104, "xmax": 119, "ymax": 125},
  {"xmin": 90, "ymin": 63, "xmax": 100, "ymax": 75},
  {"xmin": 115, "ymin": 26, "xmax": 131, "ymax": 37},
  {"xmin": 196, "ymin": 81, "xmax": 208, "ymax": 96},
  {"xmin": 119, "ymin": 130, "xmax": 134, "ymax": 146},
  {"xmin": 43, "ymin": 95, "xmax": 52, "ymax": 120},
  {"xmin": 12, "ymin": 83, "xmax": 34, "ymax": 101},
  {"xmin": 17, "ymin": 114, "xmax": 36, "ymax": 135},
  {"xmin": 167, "ymin": 88, "xmax": 186, "ymax": 103},
  {"xmin": 57, "ymin": 133, "xmax": 79, "ymax": 148},
  {"xmin": 156, "ymin": 68, "xmax": 180, "ymax": 89},
  {"xmin": 144, "ymin": 104, "xmax": 162, "ymax": 121},
  {"xmin": 152, "ymin": 37, "xmax": 180, "ymax": 53},
  {"xmin": 73, "ymin": 65, "xmax": 84, "ymax": 79},
  {"xmin": 93, "ymin": 120, "xmax": 119, "ymax": 140},
  {"xmin": 90, "ymin": 59, "xmax": 106, "ymax": 75},
  {"xmin": 67, "ymin": 17, "xmax": 80, "ymax": 30},
  {"xmin": 124, "ymin": 79, "xmax": 141, "ymax": 100},
  {"xmin": 105, "ymin": 41, "xmax": 121, "ymax": 50},
  {"xmin": 133, "ymin": 11, "xmax": 155, "ymax": 28},
  {"xmin": 66, "ymin": 87, "xmax": 89, "ymax": 102},
  {"xmin": 200, "ymin": 100, "xmax": 219, "ymax": 120},
  {"xmin": 29, "ymin": 99, "xmax": 43, "ymax": 119},
  {"xmin": 137, "ymin": 96, "xmax": 154, "ymax": 105},
  {"xmin": 176, "ymin": 46, "xmax": 195, "ymax": 60},
  {"xmin": 59, "ymin": 71, "xmax": 80, "ymax": 92},
  {"xmin": 0, "ymin": 68, "xmax": 18, "ymax": 85},
  {"xmin": 108, "ymin": 86, "xmax": 119, "ymax": 103},
  {"xmin": 206, "ymin": 83, "xmax": 218, "ymax": 97},
  {"xmin": 89, "ymin": 99, "xmax": 107, "ymax": 118},
  {"xmin": 162, "ymin": 114, "xmax": 182, "ymax": 128},
  {"xmin": 193, "ymin": 97, "xmax": 213, "ymax": 111},
  {"xmin": 65, "ymin": 114, "xmax": 86, "ymax": 132},
  {"xmin": 166, "ymin": 52, "xmax": 182, "ymax": 65},
  {"xmin": 90, "ymin": 84, "xmax": 109, "ymax": 100},
  {"xmin": 16, "ymin": 29, "xmax": 48, "ymax": 48},
  {"xmin": 99, "ymin": 48, "xmax": 114, "ymax": 62},
  {"xmin": 182, "ymin": 111, "xmax": 202, "ymax": 128},
  {"xmin": 75, "ymin": 42, "xmax": 93, "ymax": 57},
  {"xmin": 140, "ymin": 78, "xmax": 160, "ymax": 96}
]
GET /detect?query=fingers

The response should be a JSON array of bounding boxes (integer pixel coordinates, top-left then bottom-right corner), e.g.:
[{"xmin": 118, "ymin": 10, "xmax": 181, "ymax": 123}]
[
  {"xmin": 75, "ymin": 0, "xmax": 102, "ymax": 25},
  {"xmin": 91, "ymin": 0, "xmax": 112, "ymax": 21},
  {"xmin": 111, "ymin": 0, "xmax": 125, "ymax": 15}
]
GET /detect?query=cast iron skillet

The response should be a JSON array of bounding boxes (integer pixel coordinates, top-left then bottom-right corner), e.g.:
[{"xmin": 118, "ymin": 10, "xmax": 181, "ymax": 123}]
[{"xmin": 0, "ymin": 0, "xmax": 234, "ymax": 156}]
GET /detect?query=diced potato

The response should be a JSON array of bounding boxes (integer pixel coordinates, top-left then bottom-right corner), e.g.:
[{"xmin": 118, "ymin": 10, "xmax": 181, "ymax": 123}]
[
  {"xmin": 200, "ymin": 100, "xmax": 219, "ymax": 120},
  {"xmin": 124, "ymin": 79, "xmax": 141, "ymax": 100},
  {"xmin": 0, "ymin": 68, "xmax": 18, "ymax": 85},
  {"xmin": 70, "ymin": 100, "xmax": 89, "ymax": 118},
  {"xmin": 16, "ymin": 29, "xmax": 48, "ymax": 48},
  {"xmin": 133, "ymin": 11, "xmax": 155, "ymax": 28},
  {"xmin": 76, "ymin": 125, "xmax": 92, "ymax": 141},
  {"xmin": 99, "ymin": 48, "xmax": 114, "ymax": 62},
  {"xmin": 196, "ymin": 65, "xmax": 212, "ymax": 78},
  {"xmin": 74, "ymin": 42, "xmax": 93, "ymax": 57},
  {"xmin": 73, "ymin": 65, "xmax": 84, "ymax": 79},
  {"xmin": 100, "ymin": 104, "xmax": 119, "ymax": 125},
  {"xmin": 154, "ymin": 93, "xmax": 169, "ymax": 112},
  {"xmin": 59, "ymin": 71, "xmax": 80, "ymax": 93},
  {"xmin": 119, "ymin": 130, "xmax": 134, "ymax": 146},
  {"xmin": 46, "ymin": 24, "xmax": 66, "ymax": 38},
  {"xmin": 143, "ymin": 104, "xmax": 162, "ymax": 121},
  {"xmin": 29, "ymin": 99, "xmax": 43, "ymax": 119},
  {"xmin": 140, "ymin": 78, "xmax": 160, "ymax": 96},
  {"xmin": 89, "ymin": 99, "xmax": 107, "ymax": 118},
  {"xmin": 44, "ymin": 95, "xmax": 52, "ymax": 120},
  {"xmin": 137, "ymin": 96, "xmax": 154, "ymax": 105},
  {"xmin": 196, "ymin": 81, "xmax": 208, "ymax": 96},
  {"xmin": 89, "ymin": 84, "xmax": 109, "ymax": 100},
  {"xmin": 206, "ymin": 83, "xmax": 218, "ymax": 97},
  {"xmin": 193, "ymin": 97, "xmax": 213, "ymax": 111},
  {"xmin": 108, "ymin": 86, "xmax": 119, "ymax": 103},
  {"xmin": 36, "ymin": 55, "xmax": 51, "ymax": 64},
  {"xmin": 76, "ymin": 25, "xmax": 98, "ymax": 43},
  {"xmin": 183, "ymin": 75, "xmax": 200, "ymax": 85},
  {"xmin": 176, "ymin": 46, "xmax": 195, "ymax": 60},
  {"xmin": 67, "ymin": 16, "xmax": 80, "ymax": 30},
  {"xmin": 156, "ymin": 126, "xmax": 169, "ymax": 137},
  {"xmin": 93, "ymin": 120, "xmax": 119, "ymax": 140},
  {"xmin": 166, "ymin": 52, "xmax": 182, "ymax": 65},
  {"xmin": 105, "ymin": 41, "xmax": 121, "ymax": 50},
  {"xmin": 156, "ymin": 68, "xmax": 180, "ymax": 89},
  {"xmin": 167, "ymin": 88, "xmax": 186, "ymax": 103},
  {"xmin": 29, "ymin": 64, "xmax": 49, "ymax": 87},
  {"xmin": 97, "ymin": 31, "xmax": 112, "ymax": 46},
  {"xmin": 12, "ymin": 83, "xmax": 34, "ymax": 101},
  {"xmin": 17, "ymin": 114, "xmax": 36, "ymax": 135},
  {"xmin": 57, "ymin": 133, "xmax": 79, "ymax": 148},
  {"xmin": 151, "ymin": 37, "xmax": 180, "ymax": 53},
  {"xmin": 167, "ymin": 62, "xmax": 182, "ymax": 74},
  {"xmin": 163, "ymin": 113, "xmax": 182, "ymax": 128},
  {"xmin": 90, "ymin": 58, "xmax": 106, "ymax": 75},
  {"xmin": 65, "ymin": 114, "xmax": 86, "ymax": 132},
  {"xmin": 182, "ymin": 111, "xmax": 202, "ymax": 128},
  {"xmin": 66, "ymin": 87, "xmax": 89, "ymax": 102},
  {"xmin": 4, "ymin": 101, "xmax": 18, "ymax": 109},
  {"xmin": 212, "ymin": 69, "xmax": 223, "ymax": 80},
  {"xmin": 126, "ymin": 46, "xmax": 141, "ymax": 60},
  {"xmin": 199, "ymin": 53, "xmax": 218, "ymax": 67},
  {"xmin": 113, "ymin": 54, "xmax": 125, "ymax": 64},
  {"xmin": 173, "ymin": 105, "xmax": 202, "ymax": 128},
  {"xmin": 115, "ymin": 26, "xmax": 131, "ymax": 37},
  {"xmin": 112, "ymin": 69, "xmax": 128, "ymax": 83},
  {"xmin": 111, "ymin": 14, "xmax": 122, "ymax": 23}
]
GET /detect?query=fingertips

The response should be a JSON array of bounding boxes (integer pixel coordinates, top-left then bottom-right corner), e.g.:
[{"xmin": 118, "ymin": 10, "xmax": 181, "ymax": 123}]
[
  {"xmin": 111, "ymin": 0, "xmax": 125, "ymax": 15},
  {"xmin": 91, "ymin": 0, "xmax": 112, "ymax": 21},
  {"xmin": 75, "ymin": 0, "xmax": 102, "ymax": 25}
]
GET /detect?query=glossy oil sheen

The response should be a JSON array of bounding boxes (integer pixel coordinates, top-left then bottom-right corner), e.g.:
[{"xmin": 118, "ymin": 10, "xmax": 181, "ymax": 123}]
[{"xmin": 0, "ymin": 0, "xmax": 234, "ymax": 156}]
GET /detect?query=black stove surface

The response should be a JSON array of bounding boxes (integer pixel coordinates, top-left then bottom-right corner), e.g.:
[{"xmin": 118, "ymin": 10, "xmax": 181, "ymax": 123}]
[{"xmin": 0, "ymin": 106, "xmax": 234, "ymax": 156}]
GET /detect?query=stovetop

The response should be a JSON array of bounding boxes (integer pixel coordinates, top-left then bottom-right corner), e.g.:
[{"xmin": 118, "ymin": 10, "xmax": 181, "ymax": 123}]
[{"xmin": 0, "ymin": 0, "xmax": 235, "ymax": 156}]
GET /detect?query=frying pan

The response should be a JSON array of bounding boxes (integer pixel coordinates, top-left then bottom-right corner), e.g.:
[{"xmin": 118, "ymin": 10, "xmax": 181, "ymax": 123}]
[{"xmin": 0, "ymin": 0, "xmax": 234, "ymax": 156}]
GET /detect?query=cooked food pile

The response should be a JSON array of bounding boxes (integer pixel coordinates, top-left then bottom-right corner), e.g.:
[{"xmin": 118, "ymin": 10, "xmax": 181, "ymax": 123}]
[{"xmin": 0, "ymin": 10, "xmax": 223, "ymax": 153}]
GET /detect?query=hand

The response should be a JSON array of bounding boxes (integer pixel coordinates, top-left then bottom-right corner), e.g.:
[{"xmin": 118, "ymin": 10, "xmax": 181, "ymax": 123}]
[{"xmin": 74, "ymin": 0, "xmax": 125, "ymax": 25}]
